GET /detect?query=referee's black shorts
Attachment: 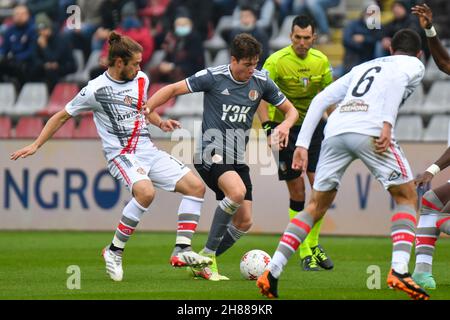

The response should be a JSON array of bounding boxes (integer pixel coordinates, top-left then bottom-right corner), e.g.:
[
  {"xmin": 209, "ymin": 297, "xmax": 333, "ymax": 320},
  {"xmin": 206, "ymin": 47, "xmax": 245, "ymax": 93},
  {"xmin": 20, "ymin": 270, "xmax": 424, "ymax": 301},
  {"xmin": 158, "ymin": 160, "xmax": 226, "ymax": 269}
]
[
  {"xmin": 274, "ymin": 119, "xmax": 326, "ymax": 181},
  {"xmin": 194, "ymin": 162, "xmax": 253, "ymax": 201}
]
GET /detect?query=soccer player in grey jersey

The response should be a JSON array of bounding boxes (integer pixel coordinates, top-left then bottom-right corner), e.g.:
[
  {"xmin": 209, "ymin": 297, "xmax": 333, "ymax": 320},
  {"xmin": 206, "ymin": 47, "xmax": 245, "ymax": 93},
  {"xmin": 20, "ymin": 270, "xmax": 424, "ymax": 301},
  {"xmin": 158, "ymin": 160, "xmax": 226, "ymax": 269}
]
[{"xmin": 145, "ymin": 33, "xmax": 298, "ymax": 280}]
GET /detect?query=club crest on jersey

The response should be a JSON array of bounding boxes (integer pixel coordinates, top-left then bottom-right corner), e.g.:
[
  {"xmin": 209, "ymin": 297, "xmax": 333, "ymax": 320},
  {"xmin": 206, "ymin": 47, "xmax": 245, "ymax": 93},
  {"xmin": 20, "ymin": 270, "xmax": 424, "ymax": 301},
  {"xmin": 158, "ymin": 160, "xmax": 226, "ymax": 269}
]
[
  {"xmin": 124, "ymin": 95, "xmax": 133, "ymax": 106},
  {"xmin": 136, "ymin": 167, "xmax": 146, "ymax": 175},
  {"xmin": 248, "ymin": 89, "xmax": 259, "ymax": 101}
]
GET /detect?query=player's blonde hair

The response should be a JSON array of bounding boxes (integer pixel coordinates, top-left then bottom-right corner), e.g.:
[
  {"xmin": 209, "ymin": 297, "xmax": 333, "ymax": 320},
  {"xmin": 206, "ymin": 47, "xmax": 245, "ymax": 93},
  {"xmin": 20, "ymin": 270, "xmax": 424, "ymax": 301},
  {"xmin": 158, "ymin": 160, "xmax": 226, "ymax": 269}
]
[{"xmin": 107, "ymin": 31, "xmax": 143, "ymax": 66}]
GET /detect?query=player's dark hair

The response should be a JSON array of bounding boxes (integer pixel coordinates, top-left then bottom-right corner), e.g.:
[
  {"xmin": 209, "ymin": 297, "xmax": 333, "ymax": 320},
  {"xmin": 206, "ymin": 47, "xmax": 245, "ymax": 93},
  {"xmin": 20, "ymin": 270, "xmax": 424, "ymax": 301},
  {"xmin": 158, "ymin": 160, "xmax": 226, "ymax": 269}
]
[
  {"xmin": 107, "ymin": 31, "xmax": 143, "ymax": 66},
  {"xmin": 391, "ymin": 28, "xmax": 422, "ymax": 56},
  {"xmin": 230, "ymin": 33, "xmax": 262, "ymax": 61},
  {"xmin": 292, "ymin": 15, "xmax": 315, "ymax": 34}
]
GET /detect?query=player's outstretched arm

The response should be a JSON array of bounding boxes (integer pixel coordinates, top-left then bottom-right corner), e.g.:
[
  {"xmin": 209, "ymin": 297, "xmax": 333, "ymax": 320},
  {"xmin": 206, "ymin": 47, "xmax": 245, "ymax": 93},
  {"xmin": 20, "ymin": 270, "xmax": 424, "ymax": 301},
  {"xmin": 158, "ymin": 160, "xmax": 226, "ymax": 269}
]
[
  {"xmin": 10, "ymin": 109, "xmax": 72, "ymax": 160},
  {"xmin": 412, "ymin": 4, "xmax": 450, "ymax": 74},
  {"xmin": 146, "ymin": 110, "xmax": 181, "ymax": 132},
  {"xmin": 415, "ymin": 146, "xmax": 450, "ymax": 186},
  {"xmin": 144, "ymin": 80, "xmax": 190, "ymax": 115}
]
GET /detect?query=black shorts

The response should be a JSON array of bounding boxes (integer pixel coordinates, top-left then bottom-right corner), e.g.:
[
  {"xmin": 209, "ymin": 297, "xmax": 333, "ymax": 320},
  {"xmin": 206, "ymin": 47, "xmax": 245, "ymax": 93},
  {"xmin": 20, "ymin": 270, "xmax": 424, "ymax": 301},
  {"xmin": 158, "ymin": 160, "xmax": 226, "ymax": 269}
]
[
  {"xmin": 274, "ymin": 119, "xmax": 326, "ymax": 181},
  {"xmin": 194, "ymin": 163, "xmax": 253, "ymax": 201}
]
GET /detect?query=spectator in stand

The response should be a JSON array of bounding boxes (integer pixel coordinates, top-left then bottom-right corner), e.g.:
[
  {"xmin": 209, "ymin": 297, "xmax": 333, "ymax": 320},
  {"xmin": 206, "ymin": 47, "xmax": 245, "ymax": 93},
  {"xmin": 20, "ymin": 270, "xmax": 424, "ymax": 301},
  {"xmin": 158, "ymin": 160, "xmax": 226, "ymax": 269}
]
[
  {"xmin": 160, "ymin": 0, "xmax": 212, "ymax": 43},
  {"xmin": 232, "ymin": 0, "xmax": 275, "ymax": 35},
  {"xmin": 375, "ymin": 0, "xmax": 423, "ymax": 57},
  {"xmin": 149, "ymin": 11, "xmax": 205, "ymax": 83},
  {"xmin": 90, "ymin": 1, "xmax": 154, "ymax": 79},
  {"xmin": 26, "ymin": 0, "xmax": 59, "ymax": 21},
  {"xmin": 212, "ymin": 0, "xmax": 237, "ymax": 27},
  {"xmin": 342, "ymin": 6, "xmax": 382, "ymax": 74},
  {"xmin": 91, "ymin": 0, "xmax": 129, "ymax": 51},
  {"xmin": 30, "ymin": 13, "xmax": 76, "ymax": 92},
  {"xmin": 62, "ymin": 0, "xmax": 106, "ymax": 61},
  {"xmin": 0, "ymin": 4, "xmax": 37, "ymax": 90},
  {"xmin": 292, "ymin": 0, "xmax": 341, "ymax": 44},
  {"xmin": 425, "ymin": 0, "xmax": 450, "ymax": 42},
  {"xmin": 228, "ymin": 5, "xmax": 269, "ymax": 68}
]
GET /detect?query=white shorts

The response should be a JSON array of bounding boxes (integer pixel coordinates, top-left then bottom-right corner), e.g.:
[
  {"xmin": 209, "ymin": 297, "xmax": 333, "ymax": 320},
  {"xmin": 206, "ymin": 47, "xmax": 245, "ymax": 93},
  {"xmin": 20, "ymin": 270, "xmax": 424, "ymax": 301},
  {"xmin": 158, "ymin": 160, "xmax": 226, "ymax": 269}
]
[
  {"xmin": 108, "ymin": 150, "xmax": 190, "ymax": 192},
  {"xmin": 314, "ymin": 133, "xmax": 413, "ymax": 192}
]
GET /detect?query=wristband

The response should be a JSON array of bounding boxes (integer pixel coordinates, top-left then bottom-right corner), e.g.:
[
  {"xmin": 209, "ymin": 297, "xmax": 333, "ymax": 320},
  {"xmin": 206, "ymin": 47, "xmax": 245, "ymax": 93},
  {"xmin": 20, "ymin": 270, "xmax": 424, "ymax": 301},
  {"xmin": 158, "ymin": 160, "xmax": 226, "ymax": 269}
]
[
  {"xmin": 262, "ymin": 121, "xmax": 274, "ymax": 136},
  {"xmin": 425, "ymin": 26, "xmax": 437, "ymax": 38},
  {"xmin": 426, "ymin": 163, "xmax": 440, "ymax": 176}
]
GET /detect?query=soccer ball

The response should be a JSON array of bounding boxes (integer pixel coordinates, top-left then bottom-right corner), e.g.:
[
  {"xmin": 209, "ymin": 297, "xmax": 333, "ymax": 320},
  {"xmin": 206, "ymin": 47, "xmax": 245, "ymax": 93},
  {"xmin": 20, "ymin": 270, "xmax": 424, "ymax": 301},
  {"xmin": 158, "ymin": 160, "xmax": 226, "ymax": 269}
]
[{"xmin": 239, "ymin": 249, "xmax": 271, "ymax": 280}]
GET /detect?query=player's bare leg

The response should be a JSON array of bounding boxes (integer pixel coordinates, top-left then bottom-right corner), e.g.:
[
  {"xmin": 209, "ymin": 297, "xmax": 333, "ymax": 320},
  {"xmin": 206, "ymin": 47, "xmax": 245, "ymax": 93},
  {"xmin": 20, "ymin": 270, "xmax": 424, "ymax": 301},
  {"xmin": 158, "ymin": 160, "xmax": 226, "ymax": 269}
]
[
  {"xmin": 103, "ymin": 180, "xmax": 154, "ymax": 281},
  {"xmin": 386, "ymin": 182, "xmax": 429, "ymax": 300}
]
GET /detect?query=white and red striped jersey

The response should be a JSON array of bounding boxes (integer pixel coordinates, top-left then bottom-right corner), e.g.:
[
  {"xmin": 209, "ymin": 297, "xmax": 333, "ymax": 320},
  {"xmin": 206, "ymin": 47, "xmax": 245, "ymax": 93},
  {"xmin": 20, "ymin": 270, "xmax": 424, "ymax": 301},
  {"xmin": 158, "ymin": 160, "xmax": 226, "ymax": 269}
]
[
  {"xmin": 296, "ymin": 55, "xmax": 425, "ymax": 149},
  {"xmin": 65, "ymin": 71, "xmax": 156, "ymax": 161}
]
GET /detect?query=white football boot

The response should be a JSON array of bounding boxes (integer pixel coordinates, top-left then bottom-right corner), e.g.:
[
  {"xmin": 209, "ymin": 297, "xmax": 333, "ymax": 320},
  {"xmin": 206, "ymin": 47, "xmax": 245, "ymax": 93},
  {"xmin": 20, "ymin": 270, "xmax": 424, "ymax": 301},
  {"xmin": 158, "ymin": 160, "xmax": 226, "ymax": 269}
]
[
  {"xmin": 170, "ymin": 250, "xmax": 213, "ymax": 268},
  {"xmin": 102, "ymin": 246, "xmax": 123, "ymax": 281}
]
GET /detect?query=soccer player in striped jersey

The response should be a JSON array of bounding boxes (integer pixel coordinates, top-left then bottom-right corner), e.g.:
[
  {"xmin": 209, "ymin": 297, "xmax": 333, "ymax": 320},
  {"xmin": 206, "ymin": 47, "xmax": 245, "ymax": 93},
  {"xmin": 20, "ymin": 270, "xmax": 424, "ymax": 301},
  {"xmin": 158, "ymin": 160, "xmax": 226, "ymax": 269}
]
[
  {"xmin": 257, "ymin": 29, "xmax": 430, "ymax": 300},
  {"xmin": 411, "ymin": 3, "xmax": 450, "ymax": 290},
  {"xmin": 10, "ymin": 32, "xmax": 213, "ymax": 282},
  {"xmin": 144, "ymin": 33, "xmax": 298, "ymax": 281},
  {"xmin": 257, "ymin": 15, "xmax": 334, "ymax": 271}
]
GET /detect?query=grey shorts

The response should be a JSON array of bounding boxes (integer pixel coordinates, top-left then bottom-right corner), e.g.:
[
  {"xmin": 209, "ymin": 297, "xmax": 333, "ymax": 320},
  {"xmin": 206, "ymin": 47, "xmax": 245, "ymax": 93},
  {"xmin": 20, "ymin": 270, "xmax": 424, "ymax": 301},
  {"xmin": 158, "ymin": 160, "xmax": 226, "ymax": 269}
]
[{"xmin": 313, "ymin": 133, "xmax": 413, "ymax": 192}]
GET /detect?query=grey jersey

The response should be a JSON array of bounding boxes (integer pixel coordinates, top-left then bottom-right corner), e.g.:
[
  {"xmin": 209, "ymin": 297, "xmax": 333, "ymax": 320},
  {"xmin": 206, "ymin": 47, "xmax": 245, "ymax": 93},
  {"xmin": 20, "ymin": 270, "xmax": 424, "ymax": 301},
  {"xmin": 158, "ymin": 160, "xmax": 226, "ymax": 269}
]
[{"xmin": 186, "ymin": 64, "xmax": 286, "ymax": 167}]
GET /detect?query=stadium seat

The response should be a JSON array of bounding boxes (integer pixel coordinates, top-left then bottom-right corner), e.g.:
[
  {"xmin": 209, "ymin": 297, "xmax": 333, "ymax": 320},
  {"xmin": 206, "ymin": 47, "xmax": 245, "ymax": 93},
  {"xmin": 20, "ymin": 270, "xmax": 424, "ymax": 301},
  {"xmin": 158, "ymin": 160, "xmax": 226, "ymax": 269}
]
[
  {"xmin": 203, "ymin": 15, "xmax": 233, "ymax": 53},
  {"xmin": 14, "ymin": 116, "xmax": 44, "ymax": 138},
  {"xmin": 145, "ymin": 49, "xmax": 165, "ymax": 69},
  {"xmin": 53, "ymin": 117, "xmax": 76, "ymax": 139},
  {"xmin": 148, "ymin": 83, "xmax": 175, "ymax": 115},
  {"xmin": 0, "ymin": 116, "xmax": 12, "ymax": 138},
  {"xmin": 423, "ymin": 115, "xmax": 450, "ymax": 142},
  {"xmin": 39, "ymin": 83, "xmax": 79, "ymax": 116},
  {"xmin": 79, "ymin": 49, "xmax": 102, "ymax": 83},
  {"xmin": 165, "ymin": 92, "xmax": 204, "ymax": 117},
  {"xmin": 0, "ymin": 83, "xmax": 16, "ymax": 115},
  {"xmin": 269, "ymin": 15, "xmax": 296, "ymax": 50},
  {"xmin": 422, "ymin": 80, "xmax": 450, "ymax": 114},
  {"xmin": 394, "ymin": 115, "xmax": 423, "ymax": 141},
  {"xmin": 12, "ymin": 83, "xmax": 48, "ymax": 116},
  {"xmin": 64, "ymin": 49, "xmax": 86, "ymax": 83},
  {"xmin": 73, "ymin": 115, "xmax": 98, "ymax": 138},
  {"xmin": 327, "ymin": 0, "xmax": 347, "ymax": 28},
  {"xmin": 398, "ymin": 85, "xmax": 424, "ymax": 114},
  {"xmin": 210, "ymin": 49, "xmax": 230, "ymax": 67},
  {"xmin": 423, "ymin": 51, "xmax": 450, "ymax": 86}
]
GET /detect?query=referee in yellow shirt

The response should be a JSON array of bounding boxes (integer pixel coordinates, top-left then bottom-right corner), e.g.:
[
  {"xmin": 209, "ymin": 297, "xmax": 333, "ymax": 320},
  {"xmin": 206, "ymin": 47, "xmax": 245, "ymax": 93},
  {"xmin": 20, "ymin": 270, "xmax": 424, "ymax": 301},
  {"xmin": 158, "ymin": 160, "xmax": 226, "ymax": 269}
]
[{"xmin": 258, "ymin": 15, "xmax": 334, "ymax": 271}]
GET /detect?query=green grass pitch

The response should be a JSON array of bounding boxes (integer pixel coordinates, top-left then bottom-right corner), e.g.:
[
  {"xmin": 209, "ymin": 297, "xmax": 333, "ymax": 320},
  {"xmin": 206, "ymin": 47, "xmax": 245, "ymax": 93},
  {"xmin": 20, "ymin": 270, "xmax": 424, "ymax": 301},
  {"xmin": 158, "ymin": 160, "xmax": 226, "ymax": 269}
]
[{"xmin": 1, "ymin": 231, "xmax": 449, "ymax": 300}]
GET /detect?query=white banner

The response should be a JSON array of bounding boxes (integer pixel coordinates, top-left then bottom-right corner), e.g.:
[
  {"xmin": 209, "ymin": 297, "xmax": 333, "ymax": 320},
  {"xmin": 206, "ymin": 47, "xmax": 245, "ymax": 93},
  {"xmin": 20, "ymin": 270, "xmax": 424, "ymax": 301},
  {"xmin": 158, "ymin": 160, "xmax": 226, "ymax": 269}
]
[{"xmin": 1, "ymin": 139, "xmax": 448, "ymax": 236}]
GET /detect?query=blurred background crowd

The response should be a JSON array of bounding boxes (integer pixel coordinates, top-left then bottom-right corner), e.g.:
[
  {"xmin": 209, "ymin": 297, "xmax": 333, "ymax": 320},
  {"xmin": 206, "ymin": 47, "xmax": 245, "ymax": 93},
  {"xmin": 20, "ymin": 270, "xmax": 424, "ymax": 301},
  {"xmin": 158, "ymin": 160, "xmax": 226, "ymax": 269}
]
[{"xmin": 1, "ymin": 0, "xmax": 449, "ymax": 141}]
